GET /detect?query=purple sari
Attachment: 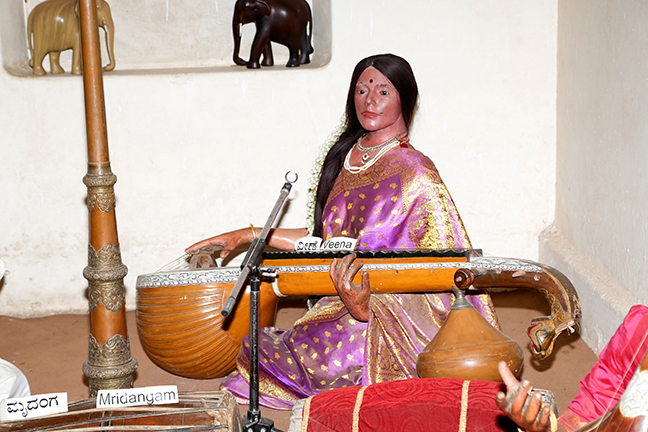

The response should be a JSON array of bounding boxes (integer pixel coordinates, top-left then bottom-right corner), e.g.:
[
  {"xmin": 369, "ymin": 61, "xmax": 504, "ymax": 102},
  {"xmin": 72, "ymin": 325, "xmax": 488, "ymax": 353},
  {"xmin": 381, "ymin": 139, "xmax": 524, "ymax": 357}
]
[{"xmin": 221, "ymin": 145, "xmax": 499, "ymax": 409}]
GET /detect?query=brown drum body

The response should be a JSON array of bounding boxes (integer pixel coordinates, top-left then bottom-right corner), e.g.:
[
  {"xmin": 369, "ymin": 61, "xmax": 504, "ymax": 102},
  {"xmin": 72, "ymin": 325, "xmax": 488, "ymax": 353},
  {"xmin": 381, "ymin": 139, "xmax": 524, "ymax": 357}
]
[
  {"xmin": 136, "ymin": 267, "xmax": 279, "ymax": 379},
  {"xmin": 0, "ymin": 391, "xmax": 241, "ymax": 432}
]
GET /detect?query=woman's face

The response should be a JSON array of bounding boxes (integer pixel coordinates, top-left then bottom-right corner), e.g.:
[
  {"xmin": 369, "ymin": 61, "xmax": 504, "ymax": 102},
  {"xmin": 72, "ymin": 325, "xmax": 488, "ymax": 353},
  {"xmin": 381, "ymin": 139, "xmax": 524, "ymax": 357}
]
[{"xmin": 354, "ymin": 66, "xmax": 404, "ymax": 134}]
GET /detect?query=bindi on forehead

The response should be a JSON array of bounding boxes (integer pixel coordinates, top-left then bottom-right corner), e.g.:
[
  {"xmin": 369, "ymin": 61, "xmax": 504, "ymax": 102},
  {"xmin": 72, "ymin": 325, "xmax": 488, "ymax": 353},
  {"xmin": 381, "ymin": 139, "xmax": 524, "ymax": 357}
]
[{"xmin": 356, "ymin": 81, "xmax": 393, "ymax": 89}]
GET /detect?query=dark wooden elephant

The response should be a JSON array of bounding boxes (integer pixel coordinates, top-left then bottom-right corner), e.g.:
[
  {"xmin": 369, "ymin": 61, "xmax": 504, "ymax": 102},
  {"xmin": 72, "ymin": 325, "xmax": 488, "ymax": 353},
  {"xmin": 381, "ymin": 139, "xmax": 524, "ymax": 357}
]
[
  {"xmin": 232, "ymin": 0, "xmax": 313, "ymax": 69},
  {"xmin": 27, "ymin": 0, "xmax": 115, "ymax": 76}
]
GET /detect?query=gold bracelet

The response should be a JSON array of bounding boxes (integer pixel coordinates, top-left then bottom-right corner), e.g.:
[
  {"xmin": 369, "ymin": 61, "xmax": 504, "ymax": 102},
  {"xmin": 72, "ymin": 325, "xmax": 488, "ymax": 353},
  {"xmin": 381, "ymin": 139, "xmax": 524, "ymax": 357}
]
[{"xmin": 250, "ymin": 224, "xmax": 257, "ymax": 239}]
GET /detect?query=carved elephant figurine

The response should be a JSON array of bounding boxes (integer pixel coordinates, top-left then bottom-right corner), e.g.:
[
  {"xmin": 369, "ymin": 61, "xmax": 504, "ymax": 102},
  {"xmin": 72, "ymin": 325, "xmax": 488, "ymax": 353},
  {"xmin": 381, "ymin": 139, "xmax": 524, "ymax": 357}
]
[
  {"xmin": 232, "ymin": 0, "xmax": 313, "ymax": 69},
  {"xmin": 27, "ymin": 0, "xmax": 115, "ymax": 76}
]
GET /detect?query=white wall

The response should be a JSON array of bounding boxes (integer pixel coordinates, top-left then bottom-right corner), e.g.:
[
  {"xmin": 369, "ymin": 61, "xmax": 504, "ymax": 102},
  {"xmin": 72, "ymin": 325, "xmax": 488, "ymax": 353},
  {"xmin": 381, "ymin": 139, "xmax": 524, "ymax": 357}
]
[
  {"xmin": 0, "ymin": 1, "xmax": 558, "ymax": 317},
  {"xmin": 541, "ymin": 0, "xmax": 648, "ymax": 353}
]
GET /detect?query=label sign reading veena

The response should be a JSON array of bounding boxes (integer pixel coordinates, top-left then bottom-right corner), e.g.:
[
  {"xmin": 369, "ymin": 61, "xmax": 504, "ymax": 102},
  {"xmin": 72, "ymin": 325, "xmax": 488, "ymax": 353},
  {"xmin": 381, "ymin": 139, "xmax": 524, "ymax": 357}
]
[
  {"xmin": 0, "ymin": 393, "xmax": 68, "ymax": 421},
  {"xmin": 320, "ymin": 237, "xmax": 357, "ymax": 251},
  {"xmin": 96, "ymin": 385, "xmax": 179, "ymax": 408},
  {"xmin": 295, "ymin": 237, "xmax": 357, "ymax": 252}
]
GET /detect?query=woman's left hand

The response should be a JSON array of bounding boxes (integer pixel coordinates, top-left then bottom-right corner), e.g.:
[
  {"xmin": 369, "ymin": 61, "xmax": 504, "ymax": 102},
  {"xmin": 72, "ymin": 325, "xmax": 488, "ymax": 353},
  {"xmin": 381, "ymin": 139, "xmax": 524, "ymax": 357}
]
[{"xmin": 329, "ymin": 253, "xmax": 371, "ymax": 321}]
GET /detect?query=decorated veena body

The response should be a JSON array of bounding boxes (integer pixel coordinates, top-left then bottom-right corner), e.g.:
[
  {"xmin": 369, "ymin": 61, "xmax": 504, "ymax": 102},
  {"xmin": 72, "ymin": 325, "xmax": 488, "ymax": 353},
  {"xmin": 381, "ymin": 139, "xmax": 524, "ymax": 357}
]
[{"xmin": 135, "ymin": 249, "xmax": 581, "ymax": 379}]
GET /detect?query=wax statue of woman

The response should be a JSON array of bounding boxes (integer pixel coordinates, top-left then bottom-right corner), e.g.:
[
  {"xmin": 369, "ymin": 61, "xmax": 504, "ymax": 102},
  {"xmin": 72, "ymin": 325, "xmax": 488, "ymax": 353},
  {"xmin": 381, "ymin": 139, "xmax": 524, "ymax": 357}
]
[{"xmin": 187, "ymin": 53, "xmax": 500, "ymax": 410}]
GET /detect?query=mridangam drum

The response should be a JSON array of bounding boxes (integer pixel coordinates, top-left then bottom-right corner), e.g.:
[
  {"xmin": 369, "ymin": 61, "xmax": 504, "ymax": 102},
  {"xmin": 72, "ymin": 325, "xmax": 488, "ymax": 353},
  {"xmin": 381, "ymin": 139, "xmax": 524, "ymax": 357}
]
[{"xmin": 0, "ymin": 391, "xmax": 241, "ymax": 432}]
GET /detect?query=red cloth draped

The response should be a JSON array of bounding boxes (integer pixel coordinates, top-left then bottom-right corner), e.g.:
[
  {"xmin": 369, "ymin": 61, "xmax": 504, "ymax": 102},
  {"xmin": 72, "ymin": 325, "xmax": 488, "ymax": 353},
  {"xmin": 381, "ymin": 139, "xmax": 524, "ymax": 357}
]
[{"xmin": 302, "ymin": 378, "xmax": 517, "ymax": 432}]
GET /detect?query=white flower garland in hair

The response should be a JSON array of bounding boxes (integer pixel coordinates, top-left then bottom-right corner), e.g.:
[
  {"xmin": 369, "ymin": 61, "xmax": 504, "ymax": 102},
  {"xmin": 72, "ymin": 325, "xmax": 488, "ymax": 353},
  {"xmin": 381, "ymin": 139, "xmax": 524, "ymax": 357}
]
[{"xmin": 305, "ymin": 116, "xmax": 348, "ymax": 235}]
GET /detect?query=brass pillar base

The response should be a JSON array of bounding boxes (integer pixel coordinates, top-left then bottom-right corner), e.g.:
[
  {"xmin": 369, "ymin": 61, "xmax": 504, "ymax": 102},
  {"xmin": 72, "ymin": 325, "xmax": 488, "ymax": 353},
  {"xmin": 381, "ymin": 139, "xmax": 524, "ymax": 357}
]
[
  {"xmin": 83, "ymin": 333, "xmax": 138, "ymax": 397},
  {"xmin": 83, "ymin": 357, "xmax": 138, "ymax": 397}
]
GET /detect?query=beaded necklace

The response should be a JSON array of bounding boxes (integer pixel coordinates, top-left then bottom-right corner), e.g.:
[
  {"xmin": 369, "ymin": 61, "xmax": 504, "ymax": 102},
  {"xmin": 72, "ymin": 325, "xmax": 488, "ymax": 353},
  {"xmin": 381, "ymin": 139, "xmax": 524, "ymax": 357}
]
[
  {"xmin": 356, "ymin": 134, "xmax": 402, "ymax": 163},
  {"xmin": 343, "ymin": 132, "xmax": 409, "ymax": 174}
]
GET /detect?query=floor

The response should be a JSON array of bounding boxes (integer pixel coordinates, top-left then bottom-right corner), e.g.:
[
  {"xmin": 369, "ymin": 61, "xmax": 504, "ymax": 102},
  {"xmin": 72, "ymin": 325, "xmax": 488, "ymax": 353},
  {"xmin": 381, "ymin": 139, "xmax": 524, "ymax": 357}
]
[{"xmin": 0, "ymin": 290, "xmax": 598, "ymax": 431}]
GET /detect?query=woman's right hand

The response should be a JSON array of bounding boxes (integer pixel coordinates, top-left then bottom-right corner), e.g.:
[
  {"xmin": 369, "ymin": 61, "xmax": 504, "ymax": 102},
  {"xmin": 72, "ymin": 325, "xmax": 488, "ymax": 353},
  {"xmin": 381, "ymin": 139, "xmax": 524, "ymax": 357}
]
[
  {"xmin": 185, "ymin": 228, "xmax": 255, "ymax": 259},
  {"xmin": 329, "ymin": 253, "xmax": 371, "ymax": 322},
  {"xmin": 495, "ymin": 361, "xmax": 561, "ymax": 432}
]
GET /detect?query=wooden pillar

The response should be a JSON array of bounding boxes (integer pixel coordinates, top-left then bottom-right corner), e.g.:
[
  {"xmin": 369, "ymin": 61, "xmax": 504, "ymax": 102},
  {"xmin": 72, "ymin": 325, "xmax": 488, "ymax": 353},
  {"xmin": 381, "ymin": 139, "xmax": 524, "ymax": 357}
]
[{"xmin": 77, "ymin": 0, "xmax": 137, "ymax": 396}]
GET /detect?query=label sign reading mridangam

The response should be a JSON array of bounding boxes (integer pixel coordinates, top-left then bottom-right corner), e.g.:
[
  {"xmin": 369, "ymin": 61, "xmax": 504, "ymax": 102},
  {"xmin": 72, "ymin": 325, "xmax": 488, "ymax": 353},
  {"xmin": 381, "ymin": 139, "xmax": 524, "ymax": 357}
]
[
  {"xmin": 0, "ymin": 393, "xmax": 68, "ymax": 421},
  {"xmin": 96, "ymin": 385, "xmax": 179, "ymax": 408}
]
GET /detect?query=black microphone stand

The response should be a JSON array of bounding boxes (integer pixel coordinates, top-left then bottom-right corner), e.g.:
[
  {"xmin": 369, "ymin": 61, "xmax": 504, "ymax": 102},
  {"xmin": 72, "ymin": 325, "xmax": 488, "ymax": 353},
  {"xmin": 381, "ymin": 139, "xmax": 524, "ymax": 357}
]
[{"xmin": 221, "ymin": 172, "xmax": 297, "ymax": 432}]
